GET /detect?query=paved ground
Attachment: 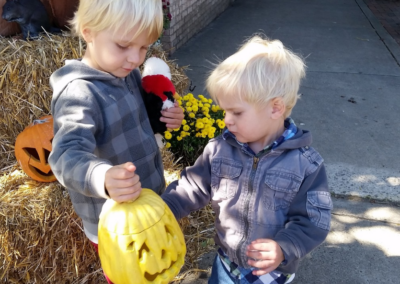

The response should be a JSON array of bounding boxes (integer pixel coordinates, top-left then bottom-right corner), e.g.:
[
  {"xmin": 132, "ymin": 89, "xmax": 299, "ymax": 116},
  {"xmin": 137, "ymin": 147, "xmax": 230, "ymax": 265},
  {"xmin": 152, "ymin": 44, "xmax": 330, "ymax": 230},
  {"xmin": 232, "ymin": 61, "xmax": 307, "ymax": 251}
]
[
  {"xmin": 171, "ymin": 0, "xmax": 400, "ymax": 203},
  {"xmin": 169, "ymin": 0, "xmax": 400, "ymax": 283}
]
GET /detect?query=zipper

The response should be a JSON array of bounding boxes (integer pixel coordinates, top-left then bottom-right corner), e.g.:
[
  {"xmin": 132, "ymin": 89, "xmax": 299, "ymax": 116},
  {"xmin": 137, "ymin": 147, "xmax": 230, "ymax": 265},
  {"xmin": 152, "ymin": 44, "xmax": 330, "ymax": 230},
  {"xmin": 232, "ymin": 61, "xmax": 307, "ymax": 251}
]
[{"xmin": 236, "ymin": 156, "xmax": 259, "ymax": 267}]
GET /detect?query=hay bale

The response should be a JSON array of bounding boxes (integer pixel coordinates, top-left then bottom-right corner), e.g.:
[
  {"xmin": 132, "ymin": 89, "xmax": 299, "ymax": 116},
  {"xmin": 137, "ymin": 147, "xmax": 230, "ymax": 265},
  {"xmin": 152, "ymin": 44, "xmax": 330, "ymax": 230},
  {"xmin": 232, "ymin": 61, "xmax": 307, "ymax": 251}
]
[
  {"xmin": 0, "ymin": 33, "xmax": 84, "ymax": 170},
  {"xmin": 0, "ymin": 168, "xmax": 106, "ymax": 283},
  {"xmin": 0, "ymin": 33, "xmax": 189, "ymax": 170},
  {"xmin": 0, "ymin": 151, "xmax": 214, "ymax": 284}
]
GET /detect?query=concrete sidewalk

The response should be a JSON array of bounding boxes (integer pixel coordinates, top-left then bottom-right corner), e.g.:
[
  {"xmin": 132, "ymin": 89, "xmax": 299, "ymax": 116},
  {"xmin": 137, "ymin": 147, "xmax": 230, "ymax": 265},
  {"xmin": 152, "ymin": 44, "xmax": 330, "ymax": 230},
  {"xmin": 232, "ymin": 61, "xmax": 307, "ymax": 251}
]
[
  {"xmin": 169, "ymin": 0, "xmax": 400, "ymax": 283},
  {"xmin": 171, "ymin": 0, "xmax": 400, "ymax": 204}
]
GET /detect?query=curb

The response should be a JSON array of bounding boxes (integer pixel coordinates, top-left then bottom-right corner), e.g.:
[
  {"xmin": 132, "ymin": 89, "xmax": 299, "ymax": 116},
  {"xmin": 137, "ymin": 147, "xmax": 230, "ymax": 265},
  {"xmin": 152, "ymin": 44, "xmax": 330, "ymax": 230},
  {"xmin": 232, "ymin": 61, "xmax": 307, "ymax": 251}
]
[
  {"xmin": 326, "ymin": 163, "xmax": 400, "ymax": 204},
  {"xmin": 355, "ymin": 0, "xmax": 400, "ymax": 67}
]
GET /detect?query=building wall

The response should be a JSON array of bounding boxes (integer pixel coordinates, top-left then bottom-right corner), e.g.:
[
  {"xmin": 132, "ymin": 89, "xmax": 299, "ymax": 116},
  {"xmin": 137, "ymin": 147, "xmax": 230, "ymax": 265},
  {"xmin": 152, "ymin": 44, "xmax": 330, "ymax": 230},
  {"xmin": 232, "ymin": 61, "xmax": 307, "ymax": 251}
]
[{"xmin": 161, "ymin": 0, "xmax": 232, "ymax": 54}]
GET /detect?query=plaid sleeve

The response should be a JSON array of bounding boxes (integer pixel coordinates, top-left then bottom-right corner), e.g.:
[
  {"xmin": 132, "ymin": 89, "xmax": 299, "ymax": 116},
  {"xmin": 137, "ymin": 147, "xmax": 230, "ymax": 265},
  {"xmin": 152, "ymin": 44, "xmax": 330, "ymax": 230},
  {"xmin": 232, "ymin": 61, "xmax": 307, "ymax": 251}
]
[{"xmin": 49, "ymin": 80, "xmax": 112, "ymax": 198}]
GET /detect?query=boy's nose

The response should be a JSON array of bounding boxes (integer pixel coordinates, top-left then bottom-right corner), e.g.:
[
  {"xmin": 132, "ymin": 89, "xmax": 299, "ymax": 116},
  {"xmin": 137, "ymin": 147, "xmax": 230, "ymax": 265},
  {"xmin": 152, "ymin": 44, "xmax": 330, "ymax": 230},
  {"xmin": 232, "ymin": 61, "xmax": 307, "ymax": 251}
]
[
  {"xmin": 224, "ymin": 115, "xmax": 233, "ymax": 126},
  {"xmin": 127, "ymin": 50, "xmax": 141, "ymax": 65}
]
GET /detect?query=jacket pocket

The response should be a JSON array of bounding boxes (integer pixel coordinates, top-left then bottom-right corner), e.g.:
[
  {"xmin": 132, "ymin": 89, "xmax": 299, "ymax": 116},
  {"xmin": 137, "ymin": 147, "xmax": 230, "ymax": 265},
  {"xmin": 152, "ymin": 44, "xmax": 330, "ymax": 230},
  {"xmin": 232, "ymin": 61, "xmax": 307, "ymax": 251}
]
[
  {"xmin": 263, "ymin": 171, "xmax": 302, "ymax": 210},
  {"xmin": 306, "ymin": 191, "xmax": 333, "ymax": 231},
  {"xmin": 211, "ymin": 158, "xmax": 242, "ymax": 199}
]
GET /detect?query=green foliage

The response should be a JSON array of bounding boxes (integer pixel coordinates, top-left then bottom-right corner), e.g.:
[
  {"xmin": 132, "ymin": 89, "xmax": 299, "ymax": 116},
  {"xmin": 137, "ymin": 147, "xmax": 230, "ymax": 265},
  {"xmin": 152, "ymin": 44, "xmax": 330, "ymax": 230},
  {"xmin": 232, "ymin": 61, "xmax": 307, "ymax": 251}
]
[{"xmin": 162, "ymin": 0, "xmax": 172, "ymax": 30}]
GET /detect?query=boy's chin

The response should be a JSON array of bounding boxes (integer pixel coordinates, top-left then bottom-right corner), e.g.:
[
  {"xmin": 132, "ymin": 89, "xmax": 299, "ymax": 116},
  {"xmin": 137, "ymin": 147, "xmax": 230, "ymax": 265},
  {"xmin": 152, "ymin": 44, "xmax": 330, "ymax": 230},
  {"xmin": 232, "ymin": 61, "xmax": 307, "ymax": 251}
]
[{"xmin": 110, "ymin": 70, "xmax": 131, "ymax": 78}]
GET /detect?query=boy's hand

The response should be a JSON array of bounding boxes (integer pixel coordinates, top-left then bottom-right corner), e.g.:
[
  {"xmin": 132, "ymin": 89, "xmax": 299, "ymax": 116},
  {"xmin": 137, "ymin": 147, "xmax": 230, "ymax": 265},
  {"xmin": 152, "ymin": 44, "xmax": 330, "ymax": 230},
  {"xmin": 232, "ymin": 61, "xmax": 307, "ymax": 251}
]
[
  {"xmin": 160, "ymin": 101, "xmax": 184, "ymax": 129},
  {"xmin": 104, "ymin": 162, "xmax": 142, "ymax": 203},
  {"xmin": 246, "ymin": 239, "xmax": 285, "ymax": 276}
]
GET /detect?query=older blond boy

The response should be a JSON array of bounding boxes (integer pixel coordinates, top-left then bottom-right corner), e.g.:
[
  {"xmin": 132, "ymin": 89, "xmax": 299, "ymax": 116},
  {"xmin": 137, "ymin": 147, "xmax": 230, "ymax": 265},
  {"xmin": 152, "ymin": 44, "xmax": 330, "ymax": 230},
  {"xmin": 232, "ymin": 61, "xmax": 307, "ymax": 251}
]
[
  {"xmin": 162, "ymin": 36, "xmax": 332, "ymax": 284},
  {"xmin": 49, "ymin": 1, "xmax": 183, "ymax": 282}
]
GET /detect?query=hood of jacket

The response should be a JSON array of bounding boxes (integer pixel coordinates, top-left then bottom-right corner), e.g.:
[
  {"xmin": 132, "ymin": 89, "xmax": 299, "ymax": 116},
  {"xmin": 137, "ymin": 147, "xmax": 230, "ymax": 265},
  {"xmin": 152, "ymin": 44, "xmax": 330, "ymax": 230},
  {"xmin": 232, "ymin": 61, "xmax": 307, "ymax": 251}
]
[{"xmin": 50, "ymin": 59, "xmax": 124, "ymax": 103}]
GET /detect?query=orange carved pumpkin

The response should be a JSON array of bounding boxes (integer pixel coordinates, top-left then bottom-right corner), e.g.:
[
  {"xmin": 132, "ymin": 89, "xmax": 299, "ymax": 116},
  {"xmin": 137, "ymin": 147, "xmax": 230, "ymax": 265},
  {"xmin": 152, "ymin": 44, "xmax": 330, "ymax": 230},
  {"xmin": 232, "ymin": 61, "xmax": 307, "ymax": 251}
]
[{"xmin": 15, "ymin": 115, "xmax": 56, "ymax": 182}]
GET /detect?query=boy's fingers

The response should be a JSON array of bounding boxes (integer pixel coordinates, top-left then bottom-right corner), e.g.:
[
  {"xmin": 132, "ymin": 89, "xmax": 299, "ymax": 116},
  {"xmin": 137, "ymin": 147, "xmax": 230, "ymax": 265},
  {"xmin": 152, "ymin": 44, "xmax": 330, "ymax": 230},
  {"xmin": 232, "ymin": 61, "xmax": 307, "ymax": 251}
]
[
  {"xmin": 111, "ymin": 163, "xmax": 137, "ymax": 179},
  {"xmin": 109, "ymin": 183, "xmax": 142, "ymax": 201},
  {"xmin": 113, "ymin": 189, "xmax": 142, "ymax": 203},
  {"xmin": 247, "ymin": 250, "xmax": 269, "ymax": 260},
  {"xmin": 251, "ymin": 238, "xmax": 270, "ymax": 244},
  {"xmin": 247, "ymin": 259, "xmax": 276, "ymax": 274},
  {"xmin": 123, "ymin": 162, "xmax": 136, "ymax": 172},
  {"xmin": 248, "ymin": 239, "xmax": 273, "ymax": 250},
  {"xmin": 109, "ymin": 177, "xmax": 141, "ymax": 191}
]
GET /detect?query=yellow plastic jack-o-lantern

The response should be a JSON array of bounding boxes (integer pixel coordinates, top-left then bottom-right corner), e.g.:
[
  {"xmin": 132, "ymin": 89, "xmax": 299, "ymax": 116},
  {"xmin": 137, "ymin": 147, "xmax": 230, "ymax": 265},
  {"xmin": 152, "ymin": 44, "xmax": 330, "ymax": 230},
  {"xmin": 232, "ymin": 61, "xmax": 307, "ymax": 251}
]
[
  {"xmin": 98, "ymin": 188, "xmax": 186, "ymax": 284},
  {"xmin": 14, "ymin": 115, "xmax": 56, "ymax": 182}
]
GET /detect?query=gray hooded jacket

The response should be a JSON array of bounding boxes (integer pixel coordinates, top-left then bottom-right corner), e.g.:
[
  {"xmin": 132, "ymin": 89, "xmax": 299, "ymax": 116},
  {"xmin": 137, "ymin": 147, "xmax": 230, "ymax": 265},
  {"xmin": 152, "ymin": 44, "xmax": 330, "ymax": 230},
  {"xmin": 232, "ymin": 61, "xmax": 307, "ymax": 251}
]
[
  {"xmin": 162, "ymin": 130, "xmax": 332, "ymax": 274},
  {"xmin": 49, "ymin": 60, "xmax": 165, "ymax": 242}
]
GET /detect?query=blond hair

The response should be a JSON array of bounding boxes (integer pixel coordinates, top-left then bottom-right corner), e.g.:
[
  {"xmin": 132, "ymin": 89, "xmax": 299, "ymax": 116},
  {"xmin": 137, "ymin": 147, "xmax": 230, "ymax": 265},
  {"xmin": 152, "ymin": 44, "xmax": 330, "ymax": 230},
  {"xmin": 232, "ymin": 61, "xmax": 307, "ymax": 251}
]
[
  {"xmin": 206, "ymin": 35, "xmax": 306, "ymax": 117},
  {"xmin": 70, "ymin": 0, "xmax": 163, "ymax": 42}
]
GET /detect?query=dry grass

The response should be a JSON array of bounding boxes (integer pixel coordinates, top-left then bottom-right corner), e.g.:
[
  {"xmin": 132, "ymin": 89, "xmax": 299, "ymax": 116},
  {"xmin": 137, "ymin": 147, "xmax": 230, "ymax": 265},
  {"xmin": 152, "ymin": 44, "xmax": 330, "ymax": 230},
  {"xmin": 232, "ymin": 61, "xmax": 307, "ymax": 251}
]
[
  {"xmin": 0, "ymin": 34, "xmax": 189, "ymax": 171},
  {"xmin": 0, "ymin": 167, "xmax": 105, "ymax": 283},
  {"xmin": 0, "ymin": 152, "xmax": 215, "ymax": 284},
  {"xmin": 0, "ymin": 32, "xmax": 83, "ymax": 170}
]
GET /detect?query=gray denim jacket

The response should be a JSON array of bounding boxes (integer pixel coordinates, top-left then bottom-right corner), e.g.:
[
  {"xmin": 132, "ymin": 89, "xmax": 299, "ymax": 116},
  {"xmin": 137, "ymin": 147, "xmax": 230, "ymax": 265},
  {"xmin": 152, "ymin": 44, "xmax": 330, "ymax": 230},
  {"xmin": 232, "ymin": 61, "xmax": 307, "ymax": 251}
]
[{"xmin": 162, "ymin": 129, "xmax": 332, "ymax": 274}]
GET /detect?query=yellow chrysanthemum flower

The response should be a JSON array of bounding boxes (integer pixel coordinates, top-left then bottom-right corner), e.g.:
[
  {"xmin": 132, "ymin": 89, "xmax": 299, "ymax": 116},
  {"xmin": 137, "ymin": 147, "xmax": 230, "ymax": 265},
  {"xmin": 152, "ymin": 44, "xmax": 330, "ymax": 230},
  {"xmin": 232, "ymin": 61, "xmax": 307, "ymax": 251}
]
[
  {"xmin": 198, "ymin": 95, "xmax": 204, "ymax": 99},
  {"xmin": 186, "ymin": 102, "xmax": 192, "ymax": 107},
  {"xmin": 218, "ymin": 121, "xmax": 225, "ymax": 129},
  {"xmin": 208, "ymin": 133, "xmax": 214, "ymax": 139},
  {"xmin": 186, "ymin": 107, "xmax": 192, "ymax": 112},
  {"xmin": 164, "ymin": 131, "xmax": 172, "ymax": 140},
  {"xmin": 177, "ymin": 136, "xmax": 182, "ymax": 141},
  {"xmin": 183, "ymin": 125, "xmax": 190, "ymax": 131},
  {"xmin": 165, "ymin": 142, "xmax": 171, "ymax": 148},
  {"xmin": 189, "ymin": 113, "xmax": 195, "ymax": 118},
  {"xmin": 174, "ymin": 127, "xmax": 180, "ymax": 131},
  {"xmin": 183, "ymin": 95, "xmax": 189, "ymax": 101},
  {"xmin": 192, "ymin": 105, "xmax": 198, "ymax": 112},
  {"xmin": 182, "ymin": 119, "xmax": 187, "ymax": 125},
  {"xmin": 196, "ymin": 122, "xmax": 204, "ymax": 129}
]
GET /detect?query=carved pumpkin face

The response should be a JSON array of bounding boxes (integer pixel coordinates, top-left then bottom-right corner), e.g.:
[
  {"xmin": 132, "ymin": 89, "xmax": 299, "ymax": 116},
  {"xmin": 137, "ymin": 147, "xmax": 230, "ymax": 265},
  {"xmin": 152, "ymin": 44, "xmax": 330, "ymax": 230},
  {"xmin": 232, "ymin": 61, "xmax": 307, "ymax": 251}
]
[
  {"xmin": 98, "ymin": 188, "xmax": 186, "ymax": 284},
  {"xmin": 14, "ymin": 115, "xmax": 56, "ymax": 182}
]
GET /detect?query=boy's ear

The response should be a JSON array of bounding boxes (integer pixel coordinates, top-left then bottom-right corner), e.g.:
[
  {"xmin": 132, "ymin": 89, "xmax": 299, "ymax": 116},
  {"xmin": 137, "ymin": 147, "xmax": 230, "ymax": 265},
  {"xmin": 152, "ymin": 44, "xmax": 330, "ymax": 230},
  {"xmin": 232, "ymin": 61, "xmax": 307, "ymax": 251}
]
[
  {"xmin": 270, "ymin": 97, "xmax": 286, "ymax": 119},
  {"xmin": 81, "ymin": 28, "xmax": 93, "ymax": 43}
]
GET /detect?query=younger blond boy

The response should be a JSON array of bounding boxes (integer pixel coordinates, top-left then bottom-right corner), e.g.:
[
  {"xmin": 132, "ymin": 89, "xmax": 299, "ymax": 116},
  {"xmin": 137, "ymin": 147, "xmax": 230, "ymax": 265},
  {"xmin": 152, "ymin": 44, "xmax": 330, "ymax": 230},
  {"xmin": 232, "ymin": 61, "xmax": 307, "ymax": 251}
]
[{"xmin": 162, "ymin": 36, "xmax": 332, "ymax": 284}]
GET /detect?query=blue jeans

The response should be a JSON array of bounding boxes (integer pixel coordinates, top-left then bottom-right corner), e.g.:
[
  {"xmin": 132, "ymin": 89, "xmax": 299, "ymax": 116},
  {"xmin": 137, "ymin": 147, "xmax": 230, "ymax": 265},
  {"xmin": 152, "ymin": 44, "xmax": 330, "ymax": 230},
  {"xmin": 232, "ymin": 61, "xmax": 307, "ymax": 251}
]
[{"xmin": 208, "ymin": 254, "xmax": 239, "ymax": 284}]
